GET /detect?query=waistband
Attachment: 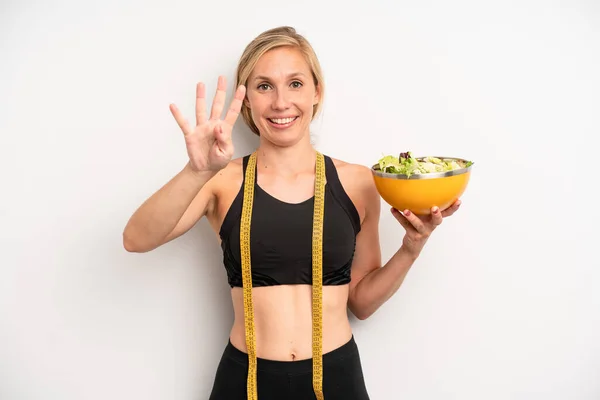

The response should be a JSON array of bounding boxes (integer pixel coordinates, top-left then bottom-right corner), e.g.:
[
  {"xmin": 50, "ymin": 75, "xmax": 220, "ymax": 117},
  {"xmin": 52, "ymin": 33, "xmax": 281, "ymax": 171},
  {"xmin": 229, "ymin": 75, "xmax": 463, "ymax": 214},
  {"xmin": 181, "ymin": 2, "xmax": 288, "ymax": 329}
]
[{"xmin": 223, "ymin": 335, "xmax": 359, "ymax": 374}]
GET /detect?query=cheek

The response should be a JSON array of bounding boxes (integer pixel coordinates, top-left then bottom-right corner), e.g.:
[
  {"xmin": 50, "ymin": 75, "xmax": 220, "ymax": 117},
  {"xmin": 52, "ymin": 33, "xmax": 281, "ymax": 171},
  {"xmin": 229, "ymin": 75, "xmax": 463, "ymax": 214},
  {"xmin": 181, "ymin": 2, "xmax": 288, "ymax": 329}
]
[
  {"xmin": 302, "ymin": 91, "xmax": 317, "ymax": 106},
  {"xmin": 246, "ymin": 97, "xmax": 266, "ymax": 117},
  {"xmin": 301, "ymin": 97, "xmax": 316, "ymax": 115}
]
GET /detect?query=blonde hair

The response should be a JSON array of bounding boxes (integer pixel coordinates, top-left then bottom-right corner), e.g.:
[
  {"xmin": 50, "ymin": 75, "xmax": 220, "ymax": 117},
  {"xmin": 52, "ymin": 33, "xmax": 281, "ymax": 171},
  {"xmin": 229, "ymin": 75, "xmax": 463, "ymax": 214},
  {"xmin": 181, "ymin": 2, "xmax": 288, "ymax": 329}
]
[{"xmin": 235, "ymin": 26, "xmax": 325, "ymax": 136}]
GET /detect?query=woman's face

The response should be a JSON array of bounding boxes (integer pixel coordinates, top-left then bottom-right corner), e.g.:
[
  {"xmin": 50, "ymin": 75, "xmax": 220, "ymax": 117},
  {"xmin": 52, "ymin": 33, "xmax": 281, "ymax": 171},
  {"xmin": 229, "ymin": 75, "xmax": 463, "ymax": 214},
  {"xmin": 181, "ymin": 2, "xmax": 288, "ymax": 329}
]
[{"xmin": 245, "ymin": 46, "xmax": 320, "ymax": 147}]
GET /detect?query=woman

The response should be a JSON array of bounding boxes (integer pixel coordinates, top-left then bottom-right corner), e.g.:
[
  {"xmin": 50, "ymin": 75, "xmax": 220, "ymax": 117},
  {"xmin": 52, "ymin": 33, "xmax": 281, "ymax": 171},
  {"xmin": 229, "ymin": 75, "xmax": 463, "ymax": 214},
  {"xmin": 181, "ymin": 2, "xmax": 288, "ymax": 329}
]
[{"xmin": 123, "ymin": 26, "xmax": 461, "ymax": 400}]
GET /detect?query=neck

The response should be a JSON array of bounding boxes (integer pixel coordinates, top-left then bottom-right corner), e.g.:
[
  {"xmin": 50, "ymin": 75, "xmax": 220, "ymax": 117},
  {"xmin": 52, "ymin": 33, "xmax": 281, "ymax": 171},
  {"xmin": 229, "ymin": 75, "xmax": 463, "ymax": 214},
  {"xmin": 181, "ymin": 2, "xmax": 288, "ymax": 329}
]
[{"xmin": 256, "ymin": 135, "xmax": 316, "ymax": 177}]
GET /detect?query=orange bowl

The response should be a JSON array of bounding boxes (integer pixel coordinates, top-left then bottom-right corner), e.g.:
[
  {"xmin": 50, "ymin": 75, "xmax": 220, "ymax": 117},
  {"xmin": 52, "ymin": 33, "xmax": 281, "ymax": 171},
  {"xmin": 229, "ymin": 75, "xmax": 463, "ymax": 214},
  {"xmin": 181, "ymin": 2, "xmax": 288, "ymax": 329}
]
[{"xmin": 371, "ymin": 156, "xmax": 473, "ymax": 215}]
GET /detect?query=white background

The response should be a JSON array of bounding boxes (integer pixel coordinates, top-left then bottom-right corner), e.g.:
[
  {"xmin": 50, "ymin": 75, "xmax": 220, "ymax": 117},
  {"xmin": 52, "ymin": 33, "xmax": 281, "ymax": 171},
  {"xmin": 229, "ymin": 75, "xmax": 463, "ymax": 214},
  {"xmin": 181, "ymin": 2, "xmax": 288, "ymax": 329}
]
[{"xmin": 2, "ymin": 0, "xmax": 599, "ymax": 399}]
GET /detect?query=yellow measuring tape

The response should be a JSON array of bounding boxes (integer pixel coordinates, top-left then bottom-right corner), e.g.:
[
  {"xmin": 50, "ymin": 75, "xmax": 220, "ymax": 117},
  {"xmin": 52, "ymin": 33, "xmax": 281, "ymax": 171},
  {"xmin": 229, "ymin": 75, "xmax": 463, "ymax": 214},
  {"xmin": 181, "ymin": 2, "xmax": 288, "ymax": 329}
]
[{"xmin": 240, "ymin": 151, "xmax": 326, "ymax": 400}]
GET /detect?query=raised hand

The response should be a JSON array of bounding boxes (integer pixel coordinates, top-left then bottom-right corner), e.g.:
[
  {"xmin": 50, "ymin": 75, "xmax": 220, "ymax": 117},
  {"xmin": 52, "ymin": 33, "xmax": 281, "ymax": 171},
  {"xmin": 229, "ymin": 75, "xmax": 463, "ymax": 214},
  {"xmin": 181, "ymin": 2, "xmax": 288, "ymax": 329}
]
[{"xmin": 169, "ymin": 76, "xmax": 246, "ymax": 173}]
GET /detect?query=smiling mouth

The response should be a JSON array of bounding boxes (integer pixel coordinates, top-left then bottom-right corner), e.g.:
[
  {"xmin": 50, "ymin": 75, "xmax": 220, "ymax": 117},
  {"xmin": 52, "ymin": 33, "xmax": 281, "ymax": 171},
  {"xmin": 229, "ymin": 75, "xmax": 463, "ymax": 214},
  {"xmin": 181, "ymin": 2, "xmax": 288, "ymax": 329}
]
[{"xmin": 267, "ymin": 116, "xmax": 299, "ymax": 127}]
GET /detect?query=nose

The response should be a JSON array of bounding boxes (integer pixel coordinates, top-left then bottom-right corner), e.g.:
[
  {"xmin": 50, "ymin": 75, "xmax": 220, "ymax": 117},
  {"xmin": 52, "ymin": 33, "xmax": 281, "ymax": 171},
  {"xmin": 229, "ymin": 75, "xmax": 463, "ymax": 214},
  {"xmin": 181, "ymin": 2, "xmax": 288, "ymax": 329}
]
[{"xmin": 272, "ymin": 89, "xmax": 291, "ymax": 110}]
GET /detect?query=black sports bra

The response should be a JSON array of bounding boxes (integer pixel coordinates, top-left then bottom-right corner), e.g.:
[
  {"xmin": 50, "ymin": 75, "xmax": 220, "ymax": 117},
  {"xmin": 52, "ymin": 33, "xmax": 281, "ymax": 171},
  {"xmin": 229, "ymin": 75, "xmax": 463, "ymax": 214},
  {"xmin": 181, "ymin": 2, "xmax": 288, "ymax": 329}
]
[{"xmin": 218, "ymin": 154, "xmax": 361, "ymax": 288}]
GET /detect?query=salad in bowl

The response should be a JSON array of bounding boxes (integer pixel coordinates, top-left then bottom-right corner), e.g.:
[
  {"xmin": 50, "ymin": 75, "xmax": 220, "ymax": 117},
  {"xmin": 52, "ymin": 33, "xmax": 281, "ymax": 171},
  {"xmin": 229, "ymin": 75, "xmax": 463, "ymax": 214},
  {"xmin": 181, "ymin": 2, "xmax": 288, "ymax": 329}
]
[{"xmin": 371, "ymin": 151, "xmax": 474, "ymax": 214}]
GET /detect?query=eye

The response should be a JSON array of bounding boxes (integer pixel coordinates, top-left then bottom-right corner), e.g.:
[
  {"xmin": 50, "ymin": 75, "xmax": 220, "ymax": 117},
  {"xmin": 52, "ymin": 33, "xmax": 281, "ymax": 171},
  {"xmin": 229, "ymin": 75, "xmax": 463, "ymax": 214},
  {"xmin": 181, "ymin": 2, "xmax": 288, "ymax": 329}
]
[
  {"xmin": 290, "ymin": 81, "xmax": 303, "ymax": 89},
  {"xmin": 257, "ymin": 83, "xmax": 271, "ymax": 91}
]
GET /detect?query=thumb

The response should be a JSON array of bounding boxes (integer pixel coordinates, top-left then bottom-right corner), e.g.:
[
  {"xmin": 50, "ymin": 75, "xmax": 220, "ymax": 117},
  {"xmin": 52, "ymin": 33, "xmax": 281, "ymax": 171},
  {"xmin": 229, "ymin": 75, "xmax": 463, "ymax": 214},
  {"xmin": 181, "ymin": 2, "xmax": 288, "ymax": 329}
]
[{"xmin": 214, "ymin": 124, "xmax": 233, "ymax": 154}]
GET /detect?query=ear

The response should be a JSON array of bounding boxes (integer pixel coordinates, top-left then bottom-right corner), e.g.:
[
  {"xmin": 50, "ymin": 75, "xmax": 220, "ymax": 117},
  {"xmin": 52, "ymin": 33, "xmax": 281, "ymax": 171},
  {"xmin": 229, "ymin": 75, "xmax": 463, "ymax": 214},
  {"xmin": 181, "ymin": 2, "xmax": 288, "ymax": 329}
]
[{"xmin": 313, "ymin": 84, "xmax": 321, "ymax": 105}]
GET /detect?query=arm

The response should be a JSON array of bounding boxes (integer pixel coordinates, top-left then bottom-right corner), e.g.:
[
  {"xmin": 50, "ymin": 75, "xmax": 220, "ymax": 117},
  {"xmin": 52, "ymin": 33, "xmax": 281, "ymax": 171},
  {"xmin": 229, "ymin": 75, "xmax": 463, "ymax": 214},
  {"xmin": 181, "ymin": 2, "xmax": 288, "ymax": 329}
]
[
  {"xmin": 122, "ymin": 162, "xmax": 217, "ymax": 253},
  {"xmin": 347, "ymin": 167, "xmax": 461, "ymax": 320},
  {"xmin": 347, "ymin": 218, "xmax": 419, "ymax": 320},
  {"xmin": 346, "ymin": 169, "xmax": 396, "ymax": 320},
  {"xmin": 123, "ymin": 76, "xmax": 246, "ymax": 253}
]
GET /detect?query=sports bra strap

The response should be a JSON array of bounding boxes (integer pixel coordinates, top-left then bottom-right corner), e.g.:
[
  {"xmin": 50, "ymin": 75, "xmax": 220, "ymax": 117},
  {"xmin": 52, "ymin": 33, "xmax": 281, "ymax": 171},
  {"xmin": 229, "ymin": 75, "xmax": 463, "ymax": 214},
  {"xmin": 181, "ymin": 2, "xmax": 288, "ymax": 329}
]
[{"xmin": 323, "ymin": 156, "xmax": 361, "ymax": 235}]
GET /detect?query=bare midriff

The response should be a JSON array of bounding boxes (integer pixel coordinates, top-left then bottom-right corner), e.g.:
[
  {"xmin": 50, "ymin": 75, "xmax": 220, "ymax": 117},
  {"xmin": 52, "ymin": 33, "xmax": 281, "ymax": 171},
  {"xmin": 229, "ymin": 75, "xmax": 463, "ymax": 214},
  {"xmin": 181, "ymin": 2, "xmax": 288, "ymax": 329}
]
[{"xmin": 228, "ymin": 284, "xmax": 352, "ymax": 361}]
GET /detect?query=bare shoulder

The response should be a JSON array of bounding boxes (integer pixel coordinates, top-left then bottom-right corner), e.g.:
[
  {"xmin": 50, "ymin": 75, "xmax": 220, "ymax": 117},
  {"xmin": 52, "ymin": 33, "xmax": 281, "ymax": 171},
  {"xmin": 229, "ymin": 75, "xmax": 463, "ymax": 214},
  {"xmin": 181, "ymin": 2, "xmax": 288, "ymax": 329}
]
[
  {"xmin": 210, "ymin": 156, "xmax": 245, "ymax": 194},
  {"xmin": 205, "ymin": 156, "xmax": 241, "ymax": 181},
  {"xmin": 330, "ymin": 157, "xmax": 376, "ymax": 190},
  {"xmin": 329, "ymin": 157, "xmax": 379, "ymax": 222},
  {"xmin": 201, "ymin": 156, "xmax": 247, "ymax": 232}
]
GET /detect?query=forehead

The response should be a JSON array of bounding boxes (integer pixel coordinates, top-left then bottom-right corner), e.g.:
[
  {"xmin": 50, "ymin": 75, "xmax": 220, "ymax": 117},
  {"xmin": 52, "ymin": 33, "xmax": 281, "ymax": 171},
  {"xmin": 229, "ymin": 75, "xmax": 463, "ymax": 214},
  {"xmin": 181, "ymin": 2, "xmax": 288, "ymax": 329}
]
[{"xmin": 250, "ymin": 46, "xmax": 312, "ymax": 79}]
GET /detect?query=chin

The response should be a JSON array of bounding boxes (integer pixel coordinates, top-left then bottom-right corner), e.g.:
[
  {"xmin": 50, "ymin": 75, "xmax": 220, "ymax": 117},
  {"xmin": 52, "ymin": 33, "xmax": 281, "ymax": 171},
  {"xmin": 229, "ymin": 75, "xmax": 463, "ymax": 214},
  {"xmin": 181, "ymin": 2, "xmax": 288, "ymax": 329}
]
[
  {"xmin": 261, "ymin": 132, "xmax": 306, "ymax": 148},
  {"xmin": 259, "ymin": 118, "xmax": 310, "ymax": 147}
]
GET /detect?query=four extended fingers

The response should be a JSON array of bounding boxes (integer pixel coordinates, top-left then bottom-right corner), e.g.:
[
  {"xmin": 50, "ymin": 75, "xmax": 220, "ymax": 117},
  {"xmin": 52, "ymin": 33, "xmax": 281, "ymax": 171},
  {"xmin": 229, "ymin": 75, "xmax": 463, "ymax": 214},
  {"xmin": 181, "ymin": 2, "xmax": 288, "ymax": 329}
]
[{"xmin": 177, "ymin": 76, "xmax": 245, "ymax": 134}]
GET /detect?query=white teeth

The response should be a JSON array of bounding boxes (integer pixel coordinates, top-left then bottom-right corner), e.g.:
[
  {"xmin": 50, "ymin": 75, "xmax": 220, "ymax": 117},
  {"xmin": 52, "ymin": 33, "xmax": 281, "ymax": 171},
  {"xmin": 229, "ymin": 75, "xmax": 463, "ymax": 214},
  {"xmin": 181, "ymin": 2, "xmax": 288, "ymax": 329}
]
[{"xmin": 270, "ymin": 117, "xmax": 295, "ymax": 124}]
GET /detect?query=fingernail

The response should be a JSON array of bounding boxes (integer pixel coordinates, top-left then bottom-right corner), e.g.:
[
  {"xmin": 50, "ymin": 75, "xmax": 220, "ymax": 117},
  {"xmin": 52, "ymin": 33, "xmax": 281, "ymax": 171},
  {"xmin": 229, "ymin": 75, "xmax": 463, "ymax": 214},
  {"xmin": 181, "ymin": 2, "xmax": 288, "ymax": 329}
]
[
  {"xmin": 432, "ymin": 207, "xmax": 439, "ymax": 213},
  {"xmin": 404, "ymin": 210, "xmax": 411, "ymax": 216}
]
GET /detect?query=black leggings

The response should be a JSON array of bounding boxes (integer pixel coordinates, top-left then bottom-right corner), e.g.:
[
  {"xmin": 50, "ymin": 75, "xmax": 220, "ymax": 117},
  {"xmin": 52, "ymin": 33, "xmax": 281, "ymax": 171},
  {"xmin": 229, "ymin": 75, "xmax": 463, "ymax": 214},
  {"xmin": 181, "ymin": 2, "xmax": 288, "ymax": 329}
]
[{"xmin": 209, "ymin": 335, "xmax": 370, "ymax": 399}]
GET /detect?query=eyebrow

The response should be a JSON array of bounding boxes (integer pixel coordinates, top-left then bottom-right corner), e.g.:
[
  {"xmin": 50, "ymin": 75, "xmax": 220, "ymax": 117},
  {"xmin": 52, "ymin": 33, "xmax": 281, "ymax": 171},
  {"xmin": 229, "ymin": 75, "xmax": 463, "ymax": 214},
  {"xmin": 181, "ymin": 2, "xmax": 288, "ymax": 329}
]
[{"xmin": 253, "ymin": 72, "xmax": 307, "ymax": 81}]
